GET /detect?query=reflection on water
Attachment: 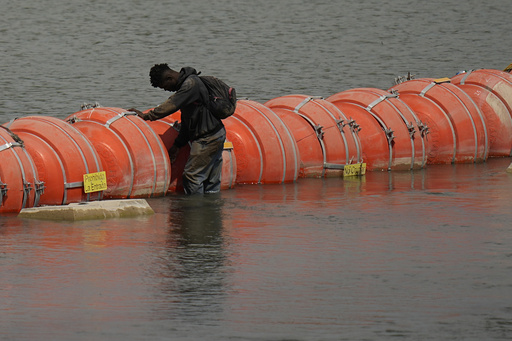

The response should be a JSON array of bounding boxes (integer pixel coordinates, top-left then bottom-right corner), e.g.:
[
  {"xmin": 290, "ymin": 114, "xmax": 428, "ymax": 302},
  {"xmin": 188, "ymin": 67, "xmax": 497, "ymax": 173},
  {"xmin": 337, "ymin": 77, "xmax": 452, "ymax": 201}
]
[
  {"xmin": 1, "ymin": 159, "xmax": 512, "ymax": 340},
  {"xmin": 150, "ymin": 194, "xmax": 230, "ymax": 324}
]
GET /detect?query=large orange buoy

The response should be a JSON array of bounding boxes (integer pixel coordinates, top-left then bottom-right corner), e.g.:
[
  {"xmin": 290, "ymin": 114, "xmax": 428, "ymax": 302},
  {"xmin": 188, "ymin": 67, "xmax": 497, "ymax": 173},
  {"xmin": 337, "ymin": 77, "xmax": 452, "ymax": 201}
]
[
  {"xmin": 5, "ymin": 116, "xmax": 102, "ymax": 205},
  {"xmin": 146, "ymin": 113, "xmax": 237, "ymax": 192},
  {"xmin": 327, "ymin": 88, "xmax": 427, "ymax": 171},
  {"xmin": 265, "ymin": 95, "xmax": 362, "ymax": 177},
  {"xmin": 224, "ymin": 100, "xmax": 299, "ymax": 184},
  {"xmin": 389, "ymin": 78, "xmax": 489, "ymax": 164},
  {"xmin": 268, "ymin": 107, "xmax": 325, "ymax": 178},
  {"xmin": 0, "ymin": 126, "xmax": 42, "ymax": 213},
  {"xmin": 220, "ymin": 141, "xmax": 237, "ymax": 190},
  {"xmin": 451, "ymin": 69, "xmax": 512, "ymax": 156},
  {"xmin": 66, "ymin": 107, "xmax": 170, "ymax": 199},
  {"xmin": 223, "ymin": 115, "xmax": 263, "ymax": 184}
]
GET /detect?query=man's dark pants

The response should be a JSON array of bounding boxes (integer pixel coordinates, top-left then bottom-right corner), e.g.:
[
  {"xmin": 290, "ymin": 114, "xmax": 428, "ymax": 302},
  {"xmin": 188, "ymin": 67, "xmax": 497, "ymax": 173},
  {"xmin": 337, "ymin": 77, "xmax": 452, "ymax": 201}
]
[{"xmin": 182, "ymin": 128, "xmax": 226, "ymax": 195}]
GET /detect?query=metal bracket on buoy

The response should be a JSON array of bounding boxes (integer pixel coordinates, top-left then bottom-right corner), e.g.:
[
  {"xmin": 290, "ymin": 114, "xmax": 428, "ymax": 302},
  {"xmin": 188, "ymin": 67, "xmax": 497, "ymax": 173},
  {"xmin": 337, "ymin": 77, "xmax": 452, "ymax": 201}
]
[
  {"xmin": 406, "ymin": 122, "xmax": 416, "ymax": 138},
  {"xmin": 34, "ymin": 180, "xmax": 45, "ymax": 207},
  {"xmin": 418, "ymin": 122, "xmax": 429, "ymax": 138},
  {"xmin": 347, "ymin": 119, "xmax": 361, "ymax": 133},
  {"xmin": 0, "ymin": 180, "xmax": 7, "ymax": 204},
  {"xmin": 335, "ymin": 118, "xmax": 345, "ymax": 133},
  {"xmin": 385, "ymin": 128, "xmax": 395, "ymax": 143},
  {"xmin": 67, "ymin": 116, "xmax": 81, "ymax": 124},
  {"xmin": 313, "ymin": 124, "xmax": 324, "ymax": 140},
  {"xmin": 81, "ymin": 102, "xmax": 102, "ymax": 110},
  {"xmin": 21, "ymin": 181, "xmax": 33, "ymax": 209}
]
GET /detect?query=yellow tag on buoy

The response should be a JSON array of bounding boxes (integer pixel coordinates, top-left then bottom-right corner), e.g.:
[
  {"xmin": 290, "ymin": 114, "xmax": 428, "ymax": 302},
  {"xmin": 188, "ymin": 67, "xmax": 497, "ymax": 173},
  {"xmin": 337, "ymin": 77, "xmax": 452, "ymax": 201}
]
[
  {"xmin": 343, "ymin": 163, "xmax": 366, "ymax": 177},
  {"xmin": 433, "ymin": 77, "xmax": 451, "ymax": 84},
  {"xmin": 224, "ymin": 141, "xmax": 234, "ymax": 149},
  {"xmin": 83, "ymin": 171, "xmax": 107, "ymax": 193}
]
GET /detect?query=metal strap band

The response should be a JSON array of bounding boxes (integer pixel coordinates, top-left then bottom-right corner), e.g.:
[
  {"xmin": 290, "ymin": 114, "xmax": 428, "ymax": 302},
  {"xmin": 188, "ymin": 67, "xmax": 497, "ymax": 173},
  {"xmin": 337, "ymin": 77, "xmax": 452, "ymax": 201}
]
[
  {"xmin": 4, "ymin": 118, "xmax": 14, "ymax": 129},
  {"xmin": 324, "ymin": 163, "xmax": 345, "ymax": 170},
  {"xmin": 104, "ymin": 111, "xmax": 137, "ymax": 127},
  {"xmin": 64, "ymin": 181, "xmax": 84, "ymax": 189},
  {"xmin": 365, "ymin": 93, "xmax": 397, "ymax": 111},
  {"xmin": 296, "ymin": 113, "xmax": 324, "ymax": 140},
  {"xmin": 460, "ymin": 70, "xmax": 473, "ymax": 85},
  {"xmin": 0, "ymin": 142, "xmax": 22, "ymax": 153},
  {"xmin": 293, "ymin": 96, "xmax": 322, "ymax": 113},
  {"xmin": 419, "ymin": 82, "xmax": 436, "ymax": 97}
]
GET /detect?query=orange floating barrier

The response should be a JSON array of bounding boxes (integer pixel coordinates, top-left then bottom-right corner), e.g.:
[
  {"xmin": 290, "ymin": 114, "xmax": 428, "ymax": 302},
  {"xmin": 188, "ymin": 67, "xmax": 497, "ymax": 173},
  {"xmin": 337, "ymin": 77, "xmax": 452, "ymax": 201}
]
[
  {"xmin": 5, "ymin": 116, "xmax": 102, "ymax": 205},
  {"xmin": 327, "ymin": 88, "xmax": 427, "ymax": 171},
  {"xmin": 389, "ymin": 78, "xmax": 489, "ymax": 164},
  {"xmin": 0, "ymin": 126, "xmax": 42, "ymax": 213},
  {"xmin": 265, "ymin": 95, "xmax": 362, "ymax": 177},
  {"xmin": 223, "ymin": 115, "xmax": 263, "ymax": 184},
  {"xmin": 220, "ymin": 140, "xmax": 237, "ymax": 190},
  {"xmin": 146, "ymin": 113, "xmax": 236, "ymax": 192},
  {"xmin": 261, "ymin": 106, "xmax": 323, "ymax": 177},
  {"xmin": 224, "ymin": 100, "xmax": 299, "ymax": 184},
  {"xmin": 451, "ymin": 69, "xmax": 512, "ymax": 156},
  {"xmin": 66, "ymin": 107, "xmax": 170, "ymax": 199}
]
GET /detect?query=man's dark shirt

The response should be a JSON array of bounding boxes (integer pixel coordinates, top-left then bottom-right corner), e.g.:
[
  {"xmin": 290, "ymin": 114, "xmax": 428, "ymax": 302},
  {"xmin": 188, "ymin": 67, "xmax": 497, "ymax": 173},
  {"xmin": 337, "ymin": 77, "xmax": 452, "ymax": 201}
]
[{"xmin": 144, "ymin": 67, "xmax": 224, "ymax": 148}]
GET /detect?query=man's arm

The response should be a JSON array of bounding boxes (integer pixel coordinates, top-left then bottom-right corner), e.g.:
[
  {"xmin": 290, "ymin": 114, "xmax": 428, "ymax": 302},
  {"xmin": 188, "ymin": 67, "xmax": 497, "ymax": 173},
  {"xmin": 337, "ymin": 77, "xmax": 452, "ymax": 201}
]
[{"xmin": 141, "ymin": 78, "xmax": 202, "ymax": 121}]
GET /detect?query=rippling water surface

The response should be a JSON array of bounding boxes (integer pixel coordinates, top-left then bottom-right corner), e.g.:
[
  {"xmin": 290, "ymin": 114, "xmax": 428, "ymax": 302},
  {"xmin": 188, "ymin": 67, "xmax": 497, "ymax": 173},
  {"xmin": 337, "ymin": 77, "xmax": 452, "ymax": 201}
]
[{"xmin": 1, "ymin": 0, "xmax": 512, "ymax": 340}]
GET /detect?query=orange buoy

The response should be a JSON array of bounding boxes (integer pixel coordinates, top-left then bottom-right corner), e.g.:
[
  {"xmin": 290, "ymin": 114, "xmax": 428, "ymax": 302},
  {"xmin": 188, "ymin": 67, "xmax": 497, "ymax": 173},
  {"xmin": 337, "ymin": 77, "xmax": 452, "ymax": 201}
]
[
  {"xmin": 263, "ymin": 106, "xmax": 324, "ymax": 177},
  {"xmin": 144, "ymin": 114, "xmax": 186, "ymax": 192},
  {"xmin": 66, "ymin": 107, "xmax": 170, "ymax": 199},
  {"xmin": 327, "ymin": 88, "xmax": 427, "ymax": 171},
  {"xmin": 146, "ymin": 113, "xmax": 236, "ymax": 192},
  {"xmin": 451, "ymin": 69, "xmax": 512, "ymax": 156},
  {"xmin": 265, "ymin": 95, "xmax": 362, "ymax": 177},
  {"xmin": 223, "ymin": 115, "xmax": 264, "ymax": 184},
  {"xmin": 0, "ymin": 126, "xmax": 42, "ymax": 213},
  {"xmin": 220, "ymin": 140, "xmax": 237, "ymax": 190},
  {"xmin": 5, "ymin": 116, "xmax": 102, "ymax": 205},
  {"xmin": 225, "ymin": 100, "xmax": 299, "ymax": 184},
  {"xmin": 389, "ymin": 78, "xmax": 488, "ymax": 164}
]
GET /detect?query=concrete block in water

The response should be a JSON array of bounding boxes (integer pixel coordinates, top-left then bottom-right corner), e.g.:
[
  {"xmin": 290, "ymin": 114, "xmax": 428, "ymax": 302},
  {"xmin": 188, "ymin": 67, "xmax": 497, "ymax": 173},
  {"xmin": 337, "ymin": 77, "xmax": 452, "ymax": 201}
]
[{"xmin": 18, "ymin": 199, "xmax": 154, "ymax": 221}]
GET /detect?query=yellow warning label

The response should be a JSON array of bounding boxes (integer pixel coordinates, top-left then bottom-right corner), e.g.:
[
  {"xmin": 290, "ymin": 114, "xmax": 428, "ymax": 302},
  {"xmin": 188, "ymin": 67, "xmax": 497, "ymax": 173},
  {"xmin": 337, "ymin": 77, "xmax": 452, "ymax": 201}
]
[
  {"xmin": 224, "ymin": 141, "xmax": 234, "ymax": 149},
  {"xmin": 344, "ymin": 163, "xmax": 366, "ymax": 177},
  {"xmin": 433, "ymin": 77, "xmax": 451, "ymax": 84},
  {"xmin": 83, "ymin": 171, "xmax": 107, "ymax": 193}
]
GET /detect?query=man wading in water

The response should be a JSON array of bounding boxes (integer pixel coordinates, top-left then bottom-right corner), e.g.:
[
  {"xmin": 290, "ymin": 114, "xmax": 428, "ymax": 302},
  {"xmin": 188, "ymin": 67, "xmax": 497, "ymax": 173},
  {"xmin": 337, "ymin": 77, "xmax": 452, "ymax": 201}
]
[{"xmin": 129, "ymin": 64, "xmax": 226, "ymax": 195}]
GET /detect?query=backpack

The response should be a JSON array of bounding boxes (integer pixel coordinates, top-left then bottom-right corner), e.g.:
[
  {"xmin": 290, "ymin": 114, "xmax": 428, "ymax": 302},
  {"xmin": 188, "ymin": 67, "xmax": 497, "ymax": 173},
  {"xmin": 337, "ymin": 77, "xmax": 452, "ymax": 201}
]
[{"xmin": 199, "ymin": 76, "xmax": 237, "ymax": 119}]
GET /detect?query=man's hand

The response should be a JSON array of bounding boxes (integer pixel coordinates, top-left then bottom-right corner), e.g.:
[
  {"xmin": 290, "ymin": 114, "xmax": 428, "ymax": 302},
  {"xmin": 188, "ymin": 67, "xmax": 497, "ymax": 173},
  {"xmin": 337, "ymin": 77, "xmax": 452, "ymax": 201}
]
[
  {"xmin": 169, "ymin": 145, "xmax": 179, "ymax": 163},
  {"xmin": 127, "ymin": 108, "xmax": 146, "ymax": 120}
]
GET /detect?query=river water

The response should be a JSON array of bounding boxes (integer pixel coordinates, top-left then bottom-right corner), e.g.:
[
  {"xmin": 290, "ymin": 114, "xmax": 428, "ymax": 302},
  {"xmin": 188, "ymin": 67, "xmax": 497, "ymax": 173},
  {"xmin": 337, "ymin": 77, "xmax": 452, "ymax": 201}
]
[{"xmin": 1, "ymin": 0, "xmax": 512, "ymax": 340}]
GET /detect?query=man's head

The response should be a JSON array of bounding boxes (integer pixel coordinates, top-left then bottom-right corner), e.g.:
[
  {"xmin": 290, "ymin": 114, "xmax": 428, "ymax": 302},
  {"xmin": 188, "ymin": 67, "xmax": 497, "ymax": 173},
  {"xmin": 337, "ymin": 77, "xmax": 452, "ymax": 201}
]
[{"xmin": 149, "ymin": 63, "xmax": 179, "ymax": 91}]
